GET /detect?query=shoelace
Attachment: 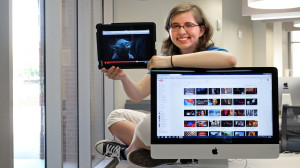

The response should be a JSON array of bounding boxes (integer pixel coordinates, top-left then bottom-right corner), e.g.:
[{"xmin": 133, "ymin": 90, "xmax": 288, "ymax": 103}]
[{"xmin": 105, "ymin": 143, "xmax": 122, "ymax": 160}]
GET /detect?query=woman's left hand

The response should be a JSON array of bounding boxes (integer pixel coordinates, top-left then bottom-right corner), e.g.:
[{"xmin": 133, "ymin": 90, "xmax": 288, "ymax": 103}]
[{"xmin": 147, "ymin": 56, "xmax": 172, "ymax": 70}]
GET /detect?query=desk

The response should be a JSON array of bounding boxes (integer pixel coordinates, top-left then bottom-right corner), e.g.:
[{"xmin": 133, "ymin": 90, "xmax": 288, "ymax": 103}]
[
  {"xmin": 229, "ymin": 153, "xmax": 300, "ymax": 168},
  {"xmin": 116, "ymin": 153, "xmax": 300, "ymax": 168}
]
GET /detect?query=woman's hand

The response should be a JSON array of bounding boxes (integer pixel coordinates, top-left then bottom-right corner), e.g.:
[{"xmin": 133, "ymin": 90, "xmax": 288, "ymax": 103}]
[
  {"xmin": 101, "ymin": 66, "xmax": 126, "ymax": 80},
  {"xmin": 147, "ymin": 56, "xmax": 172, "ymax": 70}
]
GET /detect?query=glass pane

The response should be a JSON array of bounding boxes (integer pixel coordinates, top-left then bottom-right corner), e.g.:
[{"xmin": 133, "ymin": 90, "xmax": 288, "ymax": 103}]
[
  {"xmin": 13, "ymin": 0, "xmax": 45, "ymax": 167},
  {"xmin": 291, "ymin": 43, "xmax": 300, "ymax": 77},
  {"xmin": 62, "ymin": 0, "xmax": 79, "ymax": 167}
]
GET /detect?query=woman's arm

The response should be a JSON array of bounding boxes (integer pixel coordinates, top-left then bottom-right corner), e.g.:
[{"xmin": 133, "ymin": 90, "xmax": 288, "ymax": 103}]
[
  {"xmin": 119, "ymin": 73, "xmax": 150, "ymax": 102},
  {"xmin": 102, "ymin": 67, "xmax": 150, "ymax": 102},
  {"xmin": 172, "ymin": 51, "xmax": 236, "ymax": 68},
  {"xmin": 147, "ymin": 51, "xmax": 236, "ymax": 69}
]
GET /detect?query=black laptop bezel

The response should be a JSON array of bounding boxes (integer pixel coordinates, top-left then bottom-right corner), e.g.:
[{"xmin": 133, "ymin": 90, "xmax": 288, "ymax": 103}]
[{"xmin": 96, "ymin": 22, "xmax": 156, "ymax": 69}]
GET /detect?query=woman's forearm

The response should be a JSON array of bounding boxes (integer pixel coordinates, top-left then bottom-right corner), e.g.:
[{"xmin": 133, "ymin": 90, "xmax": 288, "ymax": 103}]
[
  {"xmin": 172, "ymin": 51, "xmax": 236, "ymax": 68},
  {"xmin": 120, "ymin": 74, "xmax": 150, "ymax": 102}
]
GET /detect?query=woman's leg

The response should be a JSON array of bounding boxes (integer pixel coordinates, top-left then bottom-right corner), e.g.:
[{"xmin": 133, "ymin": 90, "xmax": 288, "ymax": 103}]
[
  {"xmin": 108, "ymin": 120, "xmax": 136, "ymax": 146},
  {"xmin": 95, "ymin": 109, "xmax": 147, "ymax": 160},
  {"xmin": 126, "ymin": 115, "xmax": 177, "ymax": 167},
  {"xmin": 125, "ymin": 114, "xmax": 151, "ymax": 154},
  {"xmin": 107, "ymin": 109, "xmax": 148, "ymax": 145},
  {"xmin": 125, "ymin": 131, "xmax": 150, "ymax": 155}
]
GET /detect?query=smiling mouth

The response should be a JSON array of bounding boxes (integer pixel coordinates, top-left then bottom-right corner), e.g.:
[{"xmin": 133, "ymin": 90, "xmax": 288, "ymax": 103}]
[
  {"xmin": 177, "ymin": 37, "xmax": 189, "ymax": 42},
  {"xmin": 178, "ymin": 37, "xmax": 188, "ymax": 41}
]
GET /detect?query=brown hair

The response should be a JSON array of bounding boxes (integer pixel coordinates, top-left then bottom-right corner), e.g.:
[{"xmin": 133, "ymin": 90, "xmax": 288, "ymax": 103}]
[{"xmin": 161, "ymin": 2, "xmax": 214, "ymax": 55}]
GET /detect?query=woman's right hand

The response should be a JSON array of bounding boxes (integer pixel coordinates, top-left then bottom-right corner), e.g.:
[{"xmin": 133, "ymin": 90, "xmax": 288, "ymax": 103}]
[{"xmin": 101, "ymin": 66, "xmax": 126, "ymax": 80}]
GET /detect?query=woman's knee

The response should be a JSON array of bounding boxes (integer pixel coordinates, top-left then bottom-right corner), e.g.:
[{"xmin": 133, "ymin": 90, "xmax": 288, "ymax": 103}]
[
  {"xmin": 107, "ymin": 109, "xmax": 125, "ymax": 128},
  {"xmin": 107, "ymin": 109, "xmax": 147, "ymax": 129}
]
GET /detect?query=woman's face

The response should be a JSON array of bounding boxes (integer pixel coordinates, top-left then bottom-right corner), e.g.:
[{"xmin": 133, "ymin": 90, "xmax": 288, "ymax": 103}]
[{"xmin": 169, "ymin": 11, "xmax": 205, "ymax": 54}]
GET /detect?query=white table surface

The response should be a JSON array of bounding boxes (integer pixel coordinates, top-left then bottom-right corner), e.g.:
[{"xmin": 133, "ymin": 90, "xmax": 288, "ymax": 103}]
[{"xmin": 116, "ymin": 152, "xmax": 300, "ymax": 168}]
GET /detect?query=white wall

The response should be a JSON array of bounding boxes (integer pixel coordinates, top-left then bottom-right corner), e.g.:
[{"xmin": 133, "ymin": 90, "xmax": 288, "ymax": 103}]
[
  {"xmin": 240, "ymin": 0, "xmax": 289, "ymax": 76},
  {"xmin": 252, "ymin": 21, "xmax": 288, "ymax": 76},
  {"xmin": 252, "ymin": 21, "xmax": 267, "ymax": 66},
  {"xmin": 222, "ymin": 0, "xmax": 253, "ymax": 67},
  {"xmin": 266, "ymin": 23, "xmax": 274, "ymax": 67}
]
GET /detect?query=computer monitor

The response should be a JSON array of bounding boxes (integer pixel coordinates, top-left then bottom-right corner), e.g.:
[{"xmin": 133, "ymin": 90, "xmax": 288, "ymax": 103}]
[
  {"xmin": 151, "ymin": 67, "xmax": 279, "ymax": 166},
  {"xmin": 278, "ymin": 77, "xmax": 300, "ymax": 108}
]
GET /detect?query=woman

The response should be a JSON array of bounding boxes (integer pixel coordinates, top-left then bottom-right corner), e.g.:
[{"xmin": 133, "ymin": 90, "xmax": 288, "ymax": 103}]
[{"xmin": 96, "ymin": 2, "xmax": 236, "ymax": 167}]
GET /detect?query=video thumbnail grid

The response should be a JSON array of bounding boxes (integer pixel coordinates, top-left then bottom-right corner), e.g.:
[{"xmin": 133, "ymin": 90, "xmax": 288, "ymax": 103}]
[
  {"xmin": 184, "ymin": 109, "xmax": 258, "ymax": 117},
  {"xmin": 184, "ymin": 88, "xmax": 257, "ymax": 95},
  {"xmin": 184, "ymin": 120, "xmax": 258, "ymax": 127},
  {"xmin": 184, "ymin": 130, "xmax": 258, "ymax": 137},
  {"xmin": 183, "ymin": 87, "xmax": 258, "ymax": 137}
]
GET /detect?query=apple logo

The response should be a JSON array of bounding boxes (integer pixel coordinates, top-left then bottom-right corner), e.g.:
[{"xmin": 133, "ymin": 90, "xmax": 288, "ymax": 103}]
[
  {"xmin": 283, "ymin": 82, "xmax": 288, "ymax": 89},
  {"xmin": 212, "ymin": 147, "xmax": 218, "ymax": 155}
]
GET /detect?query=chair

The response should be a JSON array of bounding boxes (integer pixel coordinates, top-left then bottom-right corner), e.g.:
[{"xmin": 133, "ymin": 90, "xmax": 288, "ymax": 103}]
[
  {"xmin": 124, "ymin": 99, "xmax": 150, "ymax": 113},
  {"xmin": 281, "ymin": 105, "xmax": 300, "ymax": 152}
]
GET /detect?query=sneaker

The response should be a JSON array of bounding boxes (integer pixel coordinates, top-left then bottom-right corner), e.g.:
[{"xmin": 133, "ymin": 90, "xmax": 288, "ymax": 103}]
[
  {"xmin": 95, "ymin": 140, "xmax": 128, "ymax": 160},
  {"xmin": 127, "ymin": 148, "xmax": 177, "ymax": 167}
]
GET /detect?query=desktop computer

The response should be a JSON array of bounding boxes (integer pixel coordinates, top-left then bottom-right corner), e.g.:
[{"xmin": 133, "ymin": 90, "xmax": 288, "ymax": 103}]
[{"xmin": 151, "ymin": 67, "xmax": 279, "ymax": 167}]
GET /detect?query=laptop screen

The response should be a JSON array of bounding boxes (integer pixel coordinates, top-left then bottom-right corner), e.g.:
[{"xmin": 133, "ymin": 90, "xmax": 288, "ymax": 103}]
[
  {"xmin": 96, "ymin": 22, "xmax": 156, "ymax": 69},
  {"xmin": 151, "ymin": 67, "xmax": 279, "ymax": 144}
]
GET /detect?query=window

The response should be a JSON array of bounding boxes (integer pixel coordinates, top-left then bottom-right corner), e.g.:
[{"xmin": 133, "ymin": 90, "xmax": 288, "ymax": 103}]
[
  {"xmin": 13, "ymin": 0, "xmax": 80, "ymax": 167},
  {"xmin": 13, "ymin": 0, "xmax": 45, "ymax": 167}
]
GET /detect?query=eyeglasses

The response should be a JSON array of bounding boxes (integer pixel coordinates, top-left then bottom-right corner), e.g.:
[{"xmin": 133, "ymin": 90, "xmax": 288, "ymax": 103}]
[{"xmin": 169, "ymin": 23, "xmax": 200, "ymax": 32}]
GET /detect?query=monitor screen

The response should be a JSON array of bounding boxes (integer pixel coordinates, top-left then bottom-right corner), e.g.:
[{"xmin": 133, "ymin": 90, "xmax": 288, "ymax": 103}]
[
  {"xmin": 151, "ymin": 67, "xmax": 279, "ymax": 160},
  {"xmin": 96, "ymin": 22, "xmax": 156, "ymax": 69}
]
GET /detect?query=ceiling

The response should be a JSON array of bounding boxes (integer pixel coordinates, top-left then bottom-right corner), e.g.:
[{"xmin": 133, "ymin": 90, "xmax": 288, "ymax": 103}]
[{"xmin": 242, "ymin": 0, "xmax": 300, "ymax": 31}]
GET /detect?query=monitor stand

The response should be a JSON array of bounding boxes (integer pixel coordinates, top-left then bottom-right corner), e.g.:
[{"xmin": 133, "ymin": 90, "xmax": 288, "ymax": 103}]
[{"xmin": 196, "ymin": 159, "xmax": 228, "ymax": 168}]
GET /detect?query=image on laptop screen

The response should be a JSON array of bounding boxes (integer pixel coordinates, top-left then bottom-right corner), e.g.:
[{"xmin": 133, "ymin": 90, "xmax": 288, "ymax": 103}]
[
  {"xmin": 96, "ymin": 22, "xmax": 156, "ymax": 69},
  {"xmin": 150, "ymin": 68, "xmax": 279, "ymax": 159}
]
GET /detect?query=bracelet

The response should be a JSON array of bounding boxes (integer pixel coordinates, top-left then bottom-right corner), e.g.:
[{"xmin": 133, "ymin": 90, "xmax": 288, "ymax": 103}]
[{"xmin": 170, "ymin": 55, "xmax": 174, "ymax": 68}]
